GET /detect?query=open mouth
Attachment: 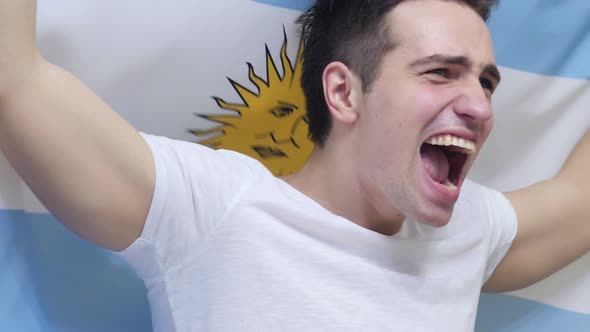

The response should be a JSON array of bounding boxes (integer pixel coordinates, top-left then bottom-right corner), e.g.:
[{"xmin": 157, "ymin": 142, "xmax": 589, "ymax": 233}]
[{"xmin": 420, "ymin": 134, "xmax": 475, "ymax": 191}]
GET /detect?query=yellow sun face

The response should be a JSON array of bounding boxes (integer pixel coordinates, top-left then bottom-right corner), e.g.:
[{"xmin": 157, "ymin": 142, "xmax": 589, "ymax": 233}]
[{"xmin": 191, "ymin": 32, "xmax": 314, "ymax": 176}]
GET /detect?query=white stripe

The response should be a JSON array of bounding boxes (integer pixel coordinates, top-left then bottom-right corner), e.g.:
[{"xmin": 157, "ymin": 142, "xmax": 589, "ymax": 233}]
[
  {"xmin": 0, "ymin": 154, "xmax": 24, "ymax": 210},
  {"xmin": 471, "ymin": 67, "xmax": 590, "ymax": 313},
  {"xmin": 509, "ymin": 255, "xmax": 590, "ymax": 314},
  {"xmin": 0, "ymin": 153, "xmax": 48, "ymax": 213},
  {"xmin": 37, "ymin": 0, "xmax": 302, "ymax": 142}
]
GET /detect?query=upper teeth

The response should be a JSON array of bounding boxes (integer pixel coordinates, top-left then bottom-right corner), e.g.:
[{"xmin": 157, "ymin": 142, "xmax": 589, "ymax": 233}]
[{"xmin": 426, "ymin": 135, "xmax": 476, "ymax": 154}]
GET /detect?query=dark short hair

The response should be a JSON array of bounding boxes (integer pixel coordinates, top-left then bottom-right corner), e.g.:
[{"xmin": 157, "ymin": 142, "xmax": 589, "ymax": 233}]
[{"xmin": 297, "ymin": 0, "xmax": 500, "ymax": 146}]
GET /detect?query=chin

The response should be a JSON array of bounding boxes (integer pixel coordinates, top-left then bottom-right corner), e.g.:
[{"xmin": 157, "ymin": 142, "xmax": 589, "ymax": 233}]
[{"xmin": 411, "ymin": 205, "xmax": 454, "ymax": 228}]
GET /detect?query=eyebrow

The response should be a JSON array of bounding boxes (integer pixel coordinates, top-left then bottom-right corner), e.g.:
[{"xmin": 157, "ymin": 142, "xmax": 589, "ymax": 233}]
[
  {"xmin": 278, "ymin": 100, "xmax": 298, "ymax": 109},
  {"xmin": 409, "ymin": 54, "xmax": 501, "ymax": 85}
]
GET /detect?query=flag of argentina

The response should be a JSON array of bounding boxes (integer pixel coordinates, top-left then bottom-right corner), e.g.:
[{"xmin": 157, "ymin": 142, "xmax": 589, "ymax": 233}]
[
  {"xmin": 0, "ymin": 0, "xmax": 588, "ymax": 331},
  {"xmin": 472, "ymin": 1, "xmax": 590, "ymax": 331}
]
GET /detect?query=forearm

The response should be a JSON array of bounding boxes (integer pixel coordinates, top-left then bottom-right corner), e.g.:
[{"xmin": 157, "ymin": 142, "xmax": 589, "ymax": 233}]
[
  {"xmin": 559, "ymin": 130, "xmax": 590, "ymax": 202},
  {"xmin": 488, "ymin": 130, "xmax": 590, "ymax": 292},
  {"xmin": 558, "ymin": 130, "xmax": 590, "ymax": 253}
]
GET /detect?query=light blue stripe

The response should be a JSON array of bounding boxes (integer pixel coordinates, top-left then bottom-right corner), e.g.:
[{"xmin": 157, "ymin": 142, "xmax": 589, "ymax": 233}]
[
  {"xmin": 488, "ymin": 0, "xmax": 590, "ymax": 80},
  {"xmin": 0, "ymin": 211, "xmax": 151, "ymax": 332},
  {"xmin": 252, "ymin": 0, "xmax": 313, "ymax": 11},
  {"xmin": 2, "ymin": 210, "xmax": 589, "ymax": 330},
  {"xmin": 477, "ymin": 293, "xmax": 590, "ymax": 331},
  {"xmin": 0, "ymin": 210, "xmax": 44, "ymax": 332}
]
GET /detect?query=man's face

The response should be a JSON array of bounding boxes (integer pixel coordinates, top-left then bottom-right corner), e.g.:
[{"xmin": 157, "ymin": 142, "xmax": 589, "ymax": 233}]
[{"xmin": 355, "ymin": 0, "xmax": 499, "ymax": 227}]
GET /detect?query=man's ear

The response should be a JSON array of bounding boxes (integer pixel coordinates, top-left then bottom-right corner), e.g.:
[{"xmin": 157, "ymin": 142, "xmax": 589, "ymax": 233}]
[{"xmin": 322, "ymin": 62, "xmax": 362, "ymax": 125}]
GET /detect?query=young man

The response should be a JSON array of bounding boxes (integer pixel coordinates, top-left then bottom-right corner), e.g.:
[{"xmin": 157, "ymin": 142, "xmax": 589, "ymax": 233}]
[{"xmin": 0, "ymin": 0, "xmax": 588, "ymax": 331}]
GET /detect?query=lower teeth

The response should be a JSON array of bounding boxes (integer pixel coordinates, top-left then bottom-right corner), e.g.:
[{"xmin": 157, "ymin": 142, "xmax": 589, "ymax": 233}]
[{"xmin": 442, "ymin": 179, "xmax": 457, "ymax": 191}]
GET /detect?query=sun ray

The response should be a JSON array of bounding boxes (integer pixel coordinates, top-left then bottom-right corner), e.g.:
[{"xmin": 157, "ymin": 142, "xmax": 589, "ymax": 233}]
[
  {"xmin": 191, "ymin": 31, "xmax": 314, "ymax": 175},
  {"xmin": 265, "ymin": 44, "xmax": 281, "ymax": 87},
  {"xmin": 291, "ymin": 39, "xmax": 305, "ymax": 88},
  {"xmin": 188, "ymin": 127, "xmax": 225, "ymax": 136},
  {"xmin": 212, "ymin": 98, "xmax": 244, "ymax": 113},
  {"xmin": 280, "ymin": 28, "xmax": 294, "ymax": 82},
  {"xmin": 204, "ymin": 115, "xmax": 242, "ymax": 127},
  {"xmin": 200, "ymin": 139, "xmax": 224, "ymax": 148},
  {"xmin": 247, "ymin": 63, "xmax": 268, "ymax": 90},
  {"xmin": 229, "ymin": 79, "xmax": 258, "ymax": 107}
]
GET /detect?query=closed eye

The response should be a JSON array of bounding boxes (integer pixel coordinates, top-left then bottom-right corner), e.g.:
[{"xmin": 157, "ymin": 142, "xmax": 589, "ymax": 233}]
[{"xmin": 270, "ymin": 106, "xmax": 295, "ymax": 118}]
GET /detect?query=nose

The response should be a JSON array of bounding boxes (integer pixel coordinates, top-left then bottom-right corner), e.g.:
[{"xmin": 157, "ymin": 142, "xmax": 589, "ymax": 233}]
[
  {"xmin": 290, "ymin": 115, "xmax": 308, "ymax": 135},
  {"xmin": 452, "ymin": 79, "xmax": 493, "ymax": 123}
]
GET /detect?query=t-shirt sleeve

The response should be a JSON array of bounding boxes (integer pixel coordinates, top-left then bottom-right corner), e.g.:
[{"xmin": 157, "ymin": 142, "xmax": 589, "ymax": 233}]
[
  {"xmin": 482, "ymin": 187, "xmax": 518, "ymax": 283},
  {"xmin": 118, "ymin": 133, "xmax": 259, "ymax": 280}
]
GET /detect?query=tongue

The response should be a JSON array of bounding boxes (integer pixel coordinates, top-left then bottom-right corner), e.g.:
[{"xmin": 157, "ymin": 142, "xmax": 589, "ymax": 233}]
[{"xmin": 420, "ymin": 144, "xmax": 450, "ymax": 183}]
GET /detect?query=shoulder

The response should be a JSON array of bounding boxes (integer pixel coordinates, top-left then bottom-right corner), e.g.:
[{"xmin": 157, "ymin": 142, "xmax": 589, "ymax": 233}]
[
  {"xmin": 451, "ymin": 179, "xmax": 517, "ymax": 233},
  {"xmin": 140, "ymin": 132, "xmax": 270, "ymax": 176},
  {"xmin": 456, "ymin": 179, "xmax": 511, "ymax": 211}
]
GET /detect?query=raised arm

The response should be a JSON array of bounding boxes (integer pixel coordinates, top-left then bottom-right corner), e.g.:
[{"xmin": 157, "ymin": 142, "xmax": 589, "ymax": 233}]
[
  {"xmin": 0, "ymin": 1, "xmax": 155, "ymax": 251},
  {"xmin": 484, "ymin": 130, "xmax": 590, "ymax": 292}
]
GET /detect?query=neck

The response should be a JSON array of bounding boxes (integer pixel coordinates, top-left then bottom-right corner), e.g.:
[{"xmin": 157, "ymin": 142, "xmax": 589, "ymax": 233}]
[{"xmin": 281, "ymin": 142, "xmax": 405, "ymax": 236}]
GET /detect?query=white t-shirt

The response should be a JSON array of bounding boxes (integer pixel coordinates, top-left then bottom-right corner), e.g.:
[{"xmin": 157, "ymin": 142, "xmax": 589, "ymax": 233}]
[{"xmin": 120, "ymin": 133, "xmax": 517, "ymax": 332}]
